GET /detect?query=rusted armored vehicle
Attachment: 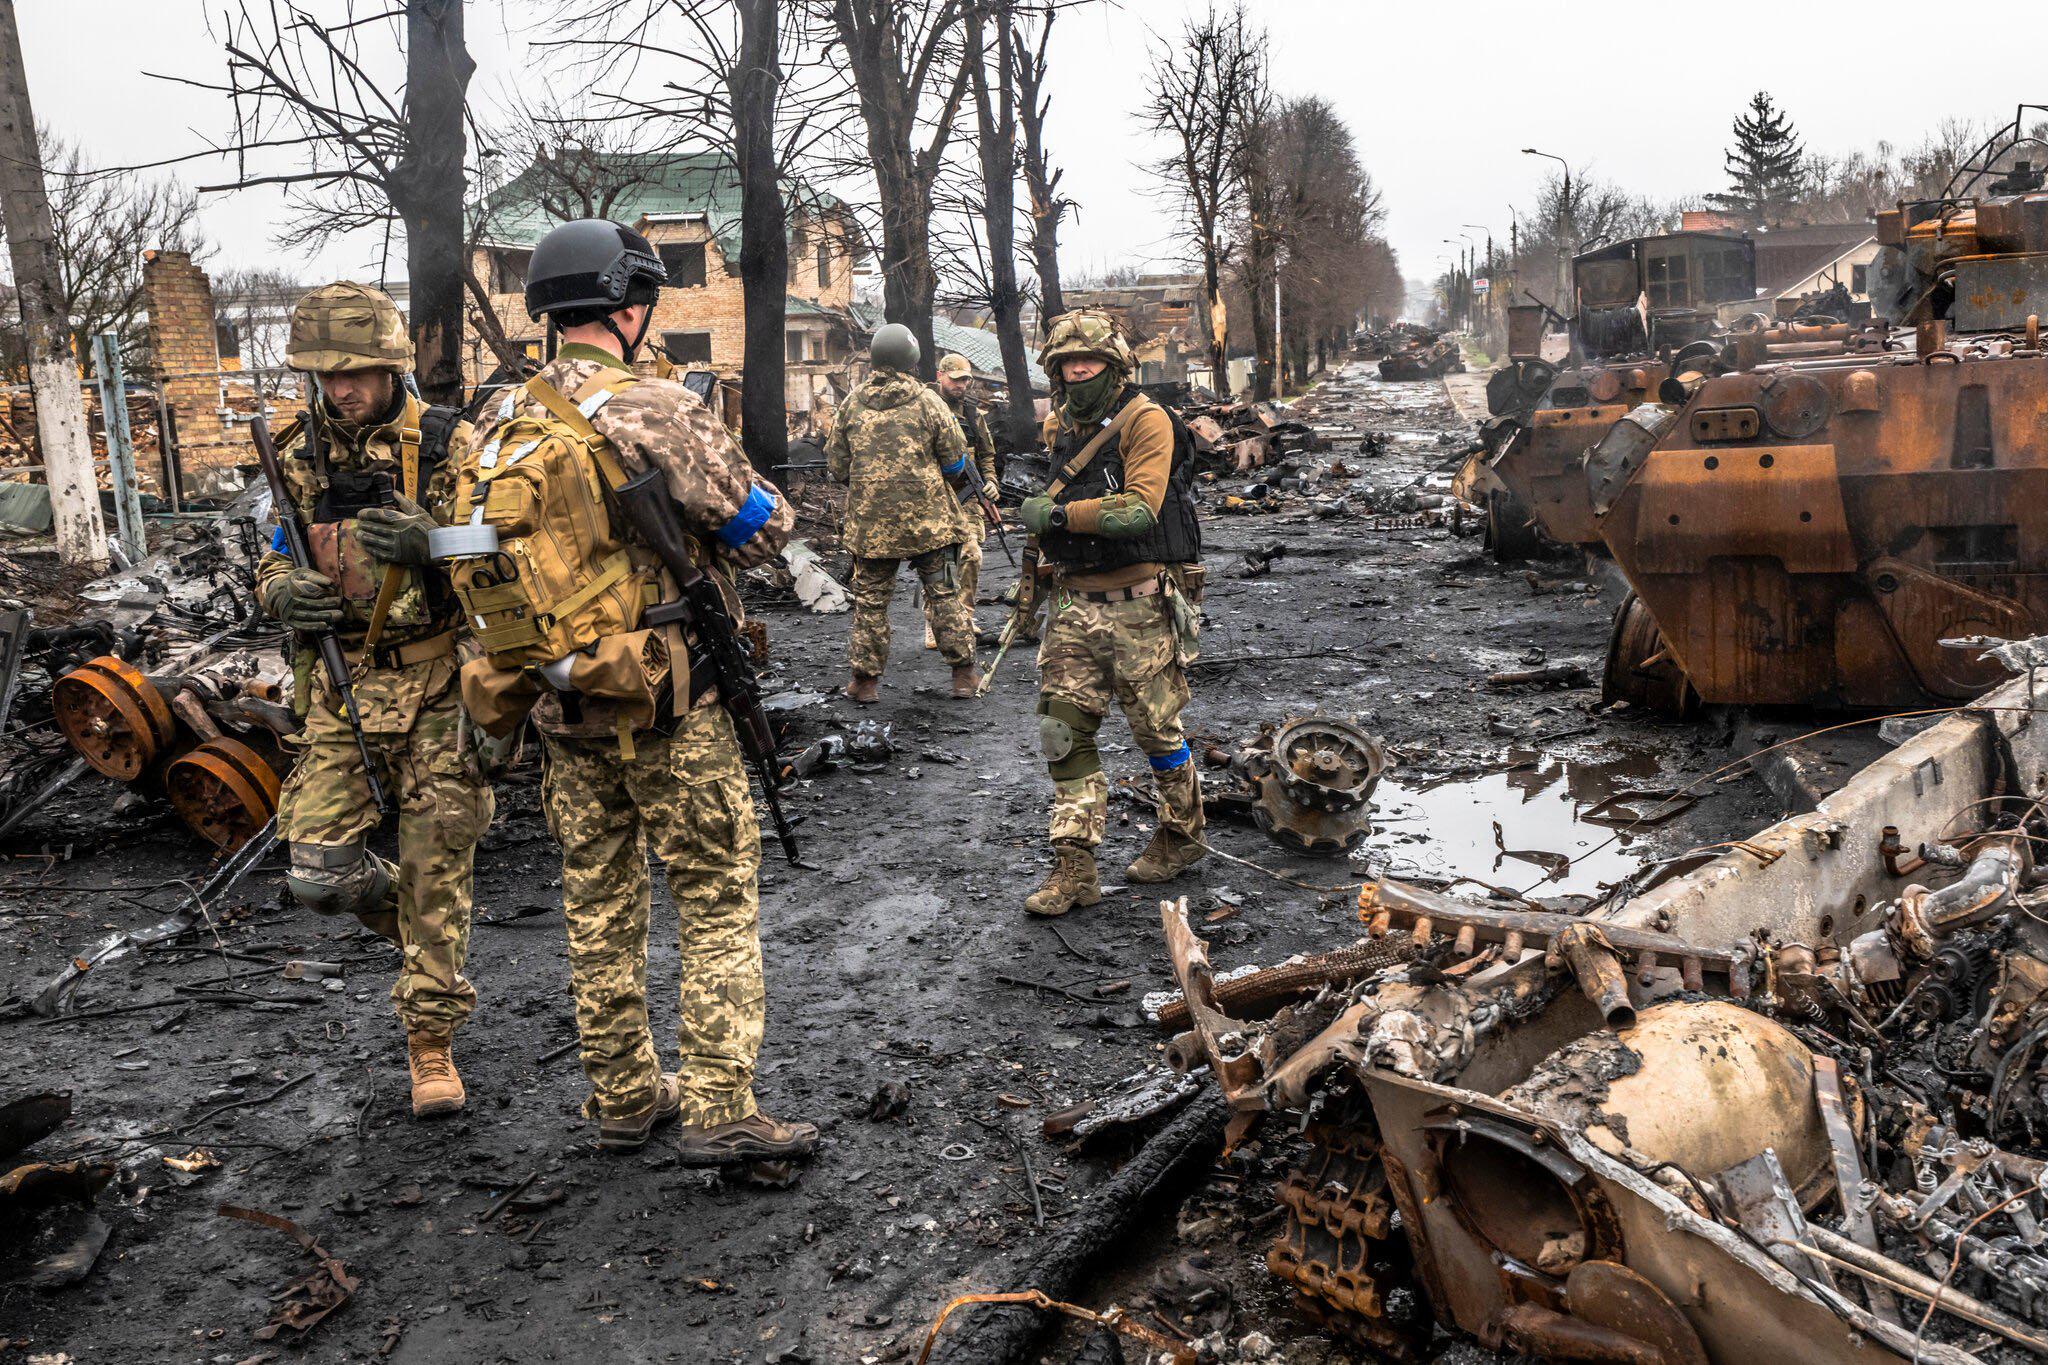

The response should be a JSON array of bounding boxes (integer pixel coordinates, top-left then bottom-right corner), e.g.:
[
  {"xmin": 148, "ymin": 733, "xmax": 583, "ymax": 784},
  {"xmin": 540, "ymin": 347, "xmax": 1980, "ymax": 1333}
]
[
  {"xmin": 1162, "ymin": 665, "xmax": 2048, "ymax": 1362},
  {"xmin": 1598, "ymin": 142, "xmax": 2048, "ymax": 711},
  {"xmin": 1476, "ymin": 232, "xmax": 1754, "ymax": 558},
  {"xmin": 1379, "ymin": 333, "xmax": 1464, "ymax": 381}
]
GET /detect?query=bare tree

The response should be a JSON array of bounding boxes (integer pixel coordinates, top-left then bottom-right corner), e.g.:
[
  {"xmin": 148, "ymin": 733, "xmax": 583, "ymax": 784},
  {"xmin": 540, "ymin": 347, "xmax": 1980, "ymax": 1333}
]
[
  {"xmin": 477, "ymin": 92, "xmax": 682, "ymax": 226},
  {"xmin": 168, "ymin": 0, "xmax": 476, "ymax": 403},
  {"xmin": 1011, "ymin": 3, "xmax": 1070, "ymax": 330},
  {"xmin": 825, "ymin": 0, "xmax": 975, "ymax": 378},
  {"xmin": 963, "ymin": 0, "xmax": 1035, "ymax": 447},
  {"xmin": 34, "ymin": 132, "xmax": 207, "ymax": 368},
  {"xmin": 1143, "ymin": 1, "xmax": 1264, "ymax": 392},
  {"xmin": 212, "ymin": 265, "xmax": 303, "ymax": 375}
]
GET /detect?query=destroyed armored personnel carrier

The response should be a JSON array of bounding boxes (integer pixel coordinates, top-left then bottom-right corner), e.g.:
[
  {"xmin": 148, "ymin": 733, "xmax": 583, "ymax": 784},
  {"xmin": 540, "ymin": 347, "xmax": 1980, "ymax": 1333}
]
[
  {"xmin": 1475, "ymin": 232, "xmax": 1753, "ymax": 559},
  {"xmin": 1162, "ymin": 662, "xmax": 2048, "ymax": 1362},
  {"xmin": 1598, "ymin": 126, "xmax": 2048, "ymax": 712}
]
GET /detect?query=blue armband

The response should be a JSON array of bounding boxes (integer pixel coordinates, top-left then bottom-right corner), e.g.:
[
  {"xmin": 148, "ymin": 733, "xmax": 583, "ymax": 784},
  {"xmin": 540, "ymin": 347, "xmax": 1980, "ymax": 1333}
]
[
  {"xmin": 715, "ymin": 484, "xmax": 778, "ymax": 549},
  {"xmin": 941, "ymin": 453, "xmax": 970, "ymax": 478},
  {"xmin": 1147, "ymin": 742, "xmax": 1192, "ymax": 772},
  {"xmin": 270, "ymin": 526, "xmax": 288, "ymax": 554}
]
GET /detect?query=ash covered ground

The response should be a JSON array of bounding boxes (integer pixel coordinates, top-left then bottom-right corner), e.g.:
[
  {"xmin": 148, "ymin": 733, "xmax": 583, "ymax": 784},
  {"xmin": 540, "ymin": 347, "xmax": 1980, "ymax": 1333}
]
[{"xmin": 0, "ymin": 363, "xmax": 1782, "ymax": 1362}]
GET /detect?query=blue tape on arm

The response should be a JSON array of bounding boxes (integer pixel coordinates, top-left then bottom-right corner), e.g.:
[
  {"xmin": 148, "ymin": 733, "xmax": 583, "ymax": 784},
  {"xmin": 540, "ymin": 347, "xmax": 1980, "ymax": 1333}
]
[
  {"xmin": 941, "ymin": 454, "xmax": 970, "ymax": 478},
  {"xmin": 270, "ymin": 526, "xmax": 288, "ymax": 554},
  {"xmin": 715, "ymin": 484, "xmax": 778, "ymax": 549},
  {"xmin": 1147, "ymin": 743, "xmax": 1191, "ymax": 772}
]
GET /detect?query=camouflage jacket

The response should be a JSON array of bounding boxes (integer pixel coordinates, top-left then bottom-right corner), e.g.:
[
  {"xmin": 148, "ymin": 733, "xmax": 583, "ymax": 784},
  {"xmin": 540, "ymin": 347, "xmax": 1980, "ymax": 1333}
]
[
  {"xmin": 255, "ymin": 392, "xmax": 472, "ymax": 653},
  {"xmin": 937, "ymin": 386, "xmax": 998, "ymax": 541},
  {"xmin": 827, "ymin": 368, "xmax": 969, "ymax": 559}
]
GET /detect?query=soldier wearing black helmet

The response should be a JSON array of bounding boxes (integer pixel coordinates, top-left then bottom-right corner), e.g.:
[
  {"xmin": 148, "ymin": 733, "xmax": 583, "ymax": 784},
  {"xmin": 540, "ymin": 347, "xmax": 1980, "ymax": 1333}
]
[{"xmin": 464, "ymin": 218, "xmax": 816, "ymax": 1163}]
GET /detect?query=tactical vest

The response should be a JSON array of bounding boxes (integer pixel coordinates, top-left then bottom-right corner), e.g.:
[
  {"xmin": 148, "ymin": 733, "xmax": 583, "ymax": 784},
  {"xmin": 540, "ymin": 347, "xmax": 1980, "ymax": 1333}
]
[{"xmin": 1038, "ymin": 389, "xmax": 1201, "ymax": 573}]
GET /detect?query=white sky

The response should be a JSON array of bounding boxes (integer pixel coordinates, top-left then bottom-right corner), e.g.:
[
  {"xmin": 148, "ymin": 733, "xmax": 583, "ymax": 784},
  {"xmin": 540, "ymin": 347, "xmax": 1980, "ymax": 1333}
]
[{"xmin": 20, "ymin": 0, "xmax": 2048, "ymax": 293}]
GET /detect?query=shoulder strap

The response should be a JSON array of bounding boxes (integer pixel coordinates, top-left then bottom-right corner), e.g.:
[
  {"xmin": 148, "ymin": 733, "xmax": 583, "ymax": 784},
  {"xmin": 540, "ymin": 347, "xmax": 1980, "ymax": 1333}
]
[
  {"xmin": 1046, "ymin": 397, "xmax": 1150, "ymax": 499},
  {"xmin": 524, "ymin": 373, "xmax": 637, "ymax": 489},
  {"xmin": 416, "ymin": 404, "xmax": 462, "ymax": 469}
]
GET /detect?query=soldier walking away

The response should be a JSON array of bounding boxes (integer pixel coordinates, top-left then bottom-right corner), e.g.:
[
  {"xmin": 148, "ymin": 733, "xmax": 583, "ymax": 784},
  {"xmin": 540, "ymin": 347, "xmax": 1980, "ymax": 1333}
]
[
  {"xmin": 463, "ymin": 218, "xmax": 817, "ymax": 1162},
  {"xmin": 257, "ymin": 283, "xmax": 494, "ymax": 1118},
  {"xmin": 1015, "ymin": 310, "xmax": 1207, "ymax": 917},
  {"xmin": 827, "ymin": 324, "xmax": 981, "ymax": 703},
  {"xmin": 924, "ymin": 351, "xmax": 1001, "ymax": 651}
]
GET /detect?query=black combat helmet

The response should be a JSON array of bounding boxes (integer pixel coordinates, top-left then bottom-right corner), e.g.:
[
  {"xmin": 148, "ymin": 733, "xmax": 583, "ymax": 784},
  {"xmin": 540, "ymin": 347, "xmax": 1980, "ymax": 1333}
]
[{"xmin": 524, "ymin": 219, "xmax": 667, "ymax": 321}]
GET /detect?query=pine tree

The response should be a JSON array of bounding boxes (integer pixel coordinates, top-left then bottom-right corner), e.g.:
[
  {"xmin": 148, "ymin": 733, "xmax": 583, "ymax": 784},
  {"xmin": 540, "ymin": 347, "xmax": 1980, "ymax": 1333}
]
[{"xmin": 1708, "ymin": 92, "xmax": 1807, "ymax": 226}]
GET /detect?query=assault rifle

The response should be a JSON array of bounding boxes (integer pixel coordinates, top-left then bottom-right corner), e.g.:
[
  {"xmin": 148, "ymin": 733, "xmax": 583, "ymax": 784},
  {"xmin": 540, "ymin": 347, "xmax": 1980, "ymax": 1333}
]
[
  {"xmin": 613, "ymin": 467, "xmax": 801, "ymax": 864},
  {"xmin": 252, "ymin": 413, "xmax": 390, "ymax": 815}
]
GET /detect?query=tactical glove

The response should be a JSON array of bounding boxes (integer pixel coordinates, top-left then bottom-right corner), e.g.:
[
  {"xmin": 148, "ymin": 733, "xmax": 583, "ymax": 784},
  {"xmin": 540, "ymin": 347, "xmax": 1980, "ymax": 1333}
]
[
  {"xmin": 264, "ymin": 568, "xmax": 345, "ymax": 631},
  {"xmin": 354, "ymin": 493, "xmax": 436, "ymax": 566},
  {"xmin": 979, "ymin": 479, "xmax": 1001, "ymax": 505},
  {"xmin": 1018, "ymin": 495, "xmax": 1054, "ymax": 536},
  {"xmin": 476, "ymin": 726, "xmax": 520, "ymax": 778}
]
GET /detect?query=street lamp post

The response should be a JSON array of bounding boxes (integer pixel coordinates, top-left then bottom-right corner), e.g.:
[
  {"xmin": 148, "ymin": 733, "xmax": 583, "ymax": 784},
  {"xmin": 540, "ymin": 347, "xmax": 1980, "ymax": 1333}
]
[
  {"xmin": 1523, "ymin": 147, "xmax": 1571, "ymax": 309},
  {"xmin": 1463, "ymin": 224, "xmax": 1491, "ymax": 341}
]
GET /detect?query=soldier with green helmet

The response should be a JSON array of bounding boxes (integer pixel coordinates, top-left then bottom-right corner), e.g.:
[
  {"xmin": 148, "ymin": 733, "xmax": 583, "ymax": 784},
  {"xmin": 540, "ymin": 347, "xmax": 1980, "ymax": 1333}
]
[
  {"xmin": 257, "ymin": 281, "xmax": 493, "ymax": 1119},
  {"xmin": 1014, "ymin": 308, "xmax": 1207, "ymax": 917},
  {"xmin": 828, "ymin": 323, "xmax": 981, "ymax": 702},
  {"xmin": 923, "ymin": 352, "xmax": 1002, "ymax": 651}
]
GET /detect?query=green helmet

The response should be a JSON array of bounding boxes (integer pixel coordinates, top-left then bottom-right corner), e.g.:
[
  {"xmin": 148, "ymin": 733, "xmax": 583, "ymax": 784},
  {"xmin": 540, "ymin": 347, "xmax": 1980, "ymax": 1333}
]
[
  {"xmin": 935, "ymin": 352, "xmax": 972, "ymax": 380},
  {"xmin": 287, "ymin": 281, "xmax": 411, "ymax": 374},
  {"xmin": 870, "ymin": 322, "xmax": 920, "ymax": 372},
  {"xmin": 1038, "ymin": 308, "xmax": 1133, "ymax": 377}
]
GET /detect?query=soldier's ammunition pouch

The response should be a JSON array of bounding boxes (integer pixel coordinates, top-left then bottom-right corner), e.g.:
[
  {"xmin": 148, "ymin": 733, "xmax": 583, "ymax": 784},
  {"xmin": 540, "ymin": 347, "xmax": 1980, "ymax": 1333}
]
[{"xmin": 286, "ymin": 840, "xmax": 392, "ymax": 916}]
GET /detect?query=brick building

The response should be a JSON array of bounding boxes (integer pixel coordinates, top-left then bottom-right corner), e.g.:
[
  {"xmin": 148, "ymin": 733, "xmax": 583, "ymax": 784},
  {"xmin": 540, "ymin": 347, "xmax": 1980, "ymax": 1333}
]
[{"xmin": 469, "ymin": 151, "xmax": 864, "ymax": 415}]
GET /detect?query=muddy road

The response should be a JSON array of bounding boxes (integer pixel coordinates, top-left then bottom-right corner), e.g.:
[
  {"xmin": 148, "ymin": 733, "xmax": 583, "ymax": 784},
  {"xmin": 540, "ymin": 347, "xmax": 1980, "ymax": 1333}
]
[{"xmin": 0, "ymin": 362, "xmax": 1783, "ymax": 1363}]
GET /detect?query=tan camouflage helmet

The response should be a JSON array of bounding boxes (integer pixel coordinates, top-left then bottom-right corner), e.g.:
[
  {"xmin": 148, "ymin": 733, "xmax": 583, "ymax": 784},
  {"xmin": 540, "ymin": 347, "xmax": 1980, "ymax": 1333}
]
[
  {"xmin": 1037, "ymin": 308, "xmax": 1133, "ymax": 377},
  {"xmin": 286, "ymin": 281, "xmax": 412, "ymax": 374},
  {"xmin": 935, "ymin": 352, "xmax": 973, "ymax": 380}
]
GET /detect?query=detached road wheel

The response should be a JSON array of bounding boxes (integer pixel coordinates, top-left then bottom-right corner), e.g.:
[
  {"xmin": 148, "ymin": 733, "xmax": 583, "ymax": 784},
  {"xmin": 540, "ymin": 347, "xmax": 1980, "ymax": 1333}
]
[
  {"xmin": 1601, "ymin": 593, "xmax": 1700, "ymax": 716},
  {"xmin": 1484, "ymin": 488, "xmax": 1546, "ymax": 562}
]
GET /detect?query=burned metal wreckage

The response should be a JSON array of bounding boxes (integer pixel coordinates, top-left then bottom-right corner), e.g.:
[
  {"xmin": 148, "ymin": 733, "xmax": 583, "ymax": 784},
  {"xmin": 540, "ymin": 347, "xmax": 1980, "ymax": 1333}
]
[{"xmin": 1160, "ymin": 661, "xmax": 2048, "ymax": 1363}]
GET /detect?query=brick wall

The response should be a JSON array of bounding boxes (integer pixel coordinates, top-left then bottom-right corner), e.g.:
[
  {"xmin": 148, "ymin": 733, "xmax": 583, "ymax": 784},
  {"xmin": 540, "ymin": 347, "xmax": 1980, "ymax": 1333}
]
[{"xmin": 144, "ymin": 249, "xmax": 250, "ymax": 487}]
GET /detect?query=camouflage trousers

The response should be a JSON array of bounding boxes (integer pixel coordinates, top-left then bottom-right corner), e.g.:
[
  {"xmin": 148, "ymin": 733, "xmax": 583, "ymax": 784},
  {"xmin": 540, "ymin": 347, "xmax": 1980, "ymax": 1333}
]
[
  {"xmin": 925, "ymin": 532, "xmax": 981, "ymax": 648},
  {"xmin": 849, "ymin": 544, "xmax": 974, "ymax": 676},
  {"xmin": 539, "ymin": 705, "xmax": 763, "ymax": 1126},
  {"xmin": 277, "ymin": 673, "xmax": 493, "ymax": 1038},
  {"xmin": 1036, "ymin": 585, "xmax": 1203, "ymax": 850}
]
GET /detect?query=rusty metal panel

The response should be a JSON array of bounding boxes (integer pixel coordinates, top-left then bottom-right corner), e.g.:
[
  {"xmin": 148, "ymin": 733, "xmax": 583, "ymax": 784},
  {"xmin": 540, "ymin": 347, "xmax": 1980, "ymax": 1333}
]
[
  {"xmin": 1953, "ymin": 252, "xmax": 2048, "ymax": 331},
  {"xmin": 1633, "ymin": 444, "xmax": 1854, "ymax": 575}
]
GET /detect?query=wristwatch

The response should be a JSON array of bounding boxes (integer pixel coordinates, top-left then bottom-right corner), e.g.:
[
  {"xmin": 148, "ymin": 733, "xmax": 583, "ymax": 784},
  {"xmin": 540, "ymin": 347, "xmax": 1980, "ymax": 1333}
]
[{"xmin": 1047, "ymin": 505, "xmax": 1069, "ymax": 530}]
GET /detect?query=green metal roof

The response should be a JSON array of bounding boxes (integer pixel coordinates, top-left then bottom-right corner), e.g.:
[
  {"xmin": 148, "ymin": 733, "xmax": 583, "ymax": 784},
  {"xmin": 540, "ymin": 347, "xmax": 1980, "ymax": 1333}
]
[{"xmin": 474, "ymin": 151, "xmax": 840, "ymax": 270}]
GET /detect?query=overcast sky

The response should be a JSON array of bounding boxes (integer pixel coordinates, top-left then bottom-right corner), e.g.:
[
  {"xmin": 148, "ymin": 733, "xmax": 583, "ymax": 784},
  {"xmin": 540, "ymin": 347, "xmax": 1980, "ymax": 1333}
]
[{"xmin": 19, "ymin": 1, "xmax": 2047, "ymax": 294}]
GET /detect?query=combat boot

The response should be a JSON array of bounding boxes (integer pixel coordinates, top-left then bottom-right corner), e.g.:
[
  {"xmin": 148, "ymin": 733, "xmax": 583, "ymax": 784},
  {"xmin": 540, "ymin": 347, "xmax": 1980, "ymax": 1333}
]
[
  {"xmin": 407, "ymin": 1034, "xmax": 465, "ymax": 1118},
  {"xmin": 1025, "ymin": 842, "xmax": 1102, "ymax": 917},
  {"xmin": 599, "ymin": 1072, "xmax": 683, "ymax": 1153},
  {"xmin": 845, "ymin": 674, "xmax": 880, "ymax": 705},
  {"xmin": 1126, "ymin": 828, "xmax": 1206, "ymax": 884},
  {"xmin": 673, "ymin": 1111, "xmax": 821, "ymax": 1167},
  {"xmin": 951, "ymin": 663, "xmax": 982, "ymax": 698}
]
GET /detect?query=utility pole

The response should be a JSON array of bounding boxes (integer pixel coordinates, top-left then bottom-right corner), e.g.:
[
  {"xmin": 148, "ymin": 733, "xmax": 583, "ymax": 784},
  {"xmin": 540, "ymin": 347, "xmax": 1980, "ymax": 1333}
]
[
  {"xmin": 0, "ymin": 1, "xmax": 104, "ymax": 568},
  {"xmin": 1273, "ymin": 256, "xmax": 1283, "ymax": 398}
]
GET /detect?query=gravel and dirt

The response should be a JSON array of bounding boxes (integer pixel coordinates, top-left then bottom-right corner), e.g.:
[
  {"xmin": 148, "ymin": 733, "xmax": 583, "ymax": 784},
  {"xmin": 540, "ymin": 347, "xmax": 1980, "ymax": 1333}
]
[{"xmin": 0, "ymin": 361, "xmax": 1785, "ymax": 1363}]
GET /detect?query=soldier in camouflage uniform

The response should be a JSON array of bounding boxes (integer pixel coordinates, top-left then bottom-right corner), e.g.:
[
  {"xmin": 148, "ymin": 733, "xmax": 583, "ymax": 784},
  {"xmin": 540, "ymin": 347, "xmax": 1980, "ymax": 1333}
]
[
  {"xmin": 827, "ymin": 324, "xmax": 980, "ymax": 702},
  {"xmin": 494, "ymin": 219, "xmax": 816, "ymax": 1161},
  {"xmin": 1014, "ymin": 310, "xmax": 1207, "ymax": 917},
  {"xmin": 924, "ymin": 352, "xmax": 1001, "ymax": 651},
  {"xmin": 257, "ymin": 282, "xmax": 493, "ymax": 1118}
]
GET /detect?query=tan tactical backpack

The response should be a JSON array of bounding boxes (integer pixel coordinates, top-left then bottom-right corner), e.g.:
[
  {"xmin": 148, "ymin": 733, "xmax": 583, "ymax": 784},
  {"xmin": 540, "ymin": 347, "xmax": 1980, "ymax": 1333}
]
[{"xmin": 448, "ymin": 372, "xmax": 658, "ymax": 666}]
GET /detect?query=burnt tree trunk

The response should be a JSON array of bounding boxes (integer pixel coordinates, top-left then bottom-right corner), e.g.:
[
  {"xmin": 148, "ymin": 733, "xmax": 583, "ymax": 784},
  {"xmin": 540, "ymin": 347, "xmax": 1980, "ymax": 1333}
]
[
  {"xmin": 1202, "ymin": 246, "xmax": 1228, "ymax": 395},
  {"xmin": 833, "ymin": 0, "xmax": 970, "ymax": 382},
  {"xmin": 969, "ymin": 5, "xmax": 1035, "ymax": 451},
  {"xmin": 1012, "ymin": 10, "xmax": 1065, "ymax": 334},
  {"xmin": 394, "ymin": 0, "xmax": 473, "ymax": 406},
  {"xmin": 1243, "ymin": 249, "xmax": 1276, "ymax": 403},
  {"xmin": 732, "ymin": 0, "xmax": 788, "ymax": 483}
]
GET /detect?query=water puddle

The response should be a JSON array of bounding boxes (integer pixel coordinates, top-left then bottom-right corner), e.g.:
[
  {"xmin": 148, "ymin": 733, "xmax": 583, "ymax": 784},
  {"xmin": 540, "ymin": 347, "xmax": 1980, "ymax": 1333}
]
[{"xmin": 1363, "ymin": 747, "xmax": 1667, "ymax": 897}]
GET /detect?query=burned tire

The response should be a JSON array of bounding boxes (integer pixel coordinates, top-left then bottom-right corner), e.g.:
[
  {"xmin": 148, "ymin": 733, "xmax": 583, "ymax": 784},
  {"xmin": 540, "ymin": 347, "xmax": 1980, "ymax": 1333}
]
[
  {"xmin": 1601, "ymin": 592, "xmax": 1700, "ymax": 716},
  {"xmin": 1484, "ymin": 487, "xmax": 1546, "ymax": 562},
  {"xmin": 1268, "ymin": 1085, "xmax": 1433, "ymax": 1360}
]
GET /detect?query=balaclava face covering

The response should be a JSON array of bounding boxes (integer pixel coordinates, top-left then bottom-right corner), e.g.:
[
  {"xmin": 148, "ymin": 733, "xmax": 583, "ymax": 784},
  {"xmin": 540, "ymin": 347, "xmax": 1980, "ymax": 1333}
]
[{"xmin": 1062, "ymin": 366, "xmax": 1122, "ymax": 425}]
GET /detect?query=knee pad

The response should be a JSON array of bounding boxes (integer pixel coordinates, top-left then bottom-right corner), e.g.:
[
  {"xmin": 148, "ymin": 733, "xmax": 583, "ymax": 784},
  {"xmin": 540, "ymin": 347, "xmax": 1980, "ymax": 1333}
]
[
  {"xmin": 286, "ymin": 840, "xmax": 391, "ymax": 916},
  {"xmin": 1036, "ymin": 697, "xmax": 1102, "ymax": 781}
]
